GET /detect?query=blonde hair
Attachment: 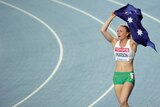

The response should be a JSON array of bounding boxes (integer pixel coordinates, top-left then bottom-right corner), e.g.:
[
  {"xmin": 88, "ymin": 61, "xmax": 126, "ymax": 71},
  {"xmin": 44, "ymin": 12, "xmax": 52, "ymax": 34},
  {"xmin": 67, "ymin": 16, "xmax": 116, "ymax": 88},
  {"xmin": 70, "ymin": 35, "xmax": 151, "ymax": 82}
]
[{"xmin": 120, "ymin": 25, "xmax": 131, "ymax": 39}]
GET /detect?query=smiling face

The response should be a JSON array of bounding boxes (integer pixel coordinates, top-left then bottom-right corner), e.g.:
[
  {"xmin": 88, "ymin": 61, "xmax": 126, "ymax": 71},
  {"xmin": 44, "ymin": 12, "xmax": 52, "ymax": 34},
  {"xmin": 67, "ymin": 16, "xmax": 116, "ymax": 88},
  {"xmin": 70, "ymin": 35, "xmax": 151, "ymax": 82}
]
[{"xmin": 116, "ymin": 25, "xmax": 130, "ymax": 40}]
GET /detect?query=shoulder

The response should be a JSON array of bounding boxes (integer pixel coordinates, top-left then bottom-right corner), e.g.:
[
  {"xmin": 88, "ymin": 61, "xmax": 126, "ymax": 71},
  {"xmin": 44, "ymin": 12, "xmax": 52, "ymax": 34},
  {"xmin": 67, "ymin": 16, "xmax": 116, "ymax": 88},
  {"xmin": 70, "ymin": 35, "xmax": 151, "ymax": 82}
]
[
  {"xmin": 130, "ymin": 39, "xmax": 137, "ymax": 46},
  {"xmin": 129, "ymin": 39, "xmax": 138, "ymax": 52}
]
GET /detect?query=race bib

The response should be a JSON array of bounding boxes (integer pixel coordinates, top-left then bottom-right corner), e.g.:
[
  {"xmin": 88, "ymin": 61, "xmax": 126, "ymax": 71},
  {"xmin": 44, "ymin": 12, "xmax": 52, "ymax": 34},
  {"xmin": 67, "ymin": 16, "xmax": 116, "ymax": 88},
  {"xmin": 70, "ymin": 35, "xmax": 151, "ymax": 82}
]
[
  {"xmin": 130, "ymin": 73, "xmax": 135, "ymax": 79},
  {"xmin": 115, "ymin": 47, "xmax": 129, "ymax": 61}
]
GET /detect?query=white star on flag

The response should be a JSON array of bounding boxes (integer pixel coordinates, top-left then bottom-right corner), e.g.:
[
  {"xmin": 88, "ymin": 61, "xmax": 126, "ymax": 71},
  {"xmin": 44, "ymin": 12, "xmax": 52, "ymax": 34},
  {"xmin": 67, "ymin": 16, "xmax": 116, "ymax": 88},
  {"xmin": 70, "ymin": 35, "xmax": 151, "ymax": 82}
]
[
  {"xmin": 127, "ymin": 17, "xmax": 133, "ymax": 23},
  {"xmin": 137, "ymin": 29, "xmax": 143, "ymax": 36},
  {"xmin": 125, "ymin": 11, "xmax": 128, "ymax": 14}
]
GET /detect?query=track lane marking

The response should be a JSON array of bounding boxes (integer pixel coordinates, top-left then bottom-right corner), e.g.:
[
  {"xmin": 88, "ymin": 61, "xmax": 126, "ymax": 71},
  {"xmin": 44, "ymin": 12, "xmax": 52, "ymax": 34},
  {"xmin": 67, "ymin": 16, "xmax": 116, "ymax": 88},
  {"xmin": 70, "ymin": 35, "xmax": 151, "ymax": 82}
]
[
  {"xmin": 50, "ymin": 0, "xmax": 116, "ymax": 35},
  {"xmin": 0, "ymin": 0, "xmax": 64, "ymax": 107},
  {"xmin": 50, "ymin": 0, "xmax": 115, "ymax": 107}
]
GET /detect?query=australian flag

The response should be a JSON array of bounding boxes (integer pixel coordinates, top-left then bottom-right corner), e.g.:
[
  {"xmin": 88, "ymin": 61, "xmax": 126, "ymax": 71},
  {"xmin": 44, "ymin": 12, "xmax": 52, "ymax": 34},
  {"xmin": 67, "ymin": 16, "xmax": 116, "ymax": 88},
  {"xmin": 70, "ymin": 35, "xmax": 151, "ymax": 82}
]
[{"xmin": 114, "ymin": 4, "xmax": 157, "ymax": 51}]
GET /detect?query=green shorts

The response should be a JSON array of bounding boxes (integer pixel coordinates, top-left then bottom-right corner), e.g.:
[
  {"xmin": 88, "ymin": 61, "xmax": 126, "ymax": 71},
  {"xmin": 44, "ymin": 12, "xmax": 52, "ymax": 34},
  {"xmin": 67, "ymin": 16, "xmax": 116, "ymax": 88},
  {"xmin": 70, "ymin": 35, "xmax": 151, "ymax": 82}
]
[{"xmin": 113, "ymin": 72, "xmax": 135, "ymax": 85}]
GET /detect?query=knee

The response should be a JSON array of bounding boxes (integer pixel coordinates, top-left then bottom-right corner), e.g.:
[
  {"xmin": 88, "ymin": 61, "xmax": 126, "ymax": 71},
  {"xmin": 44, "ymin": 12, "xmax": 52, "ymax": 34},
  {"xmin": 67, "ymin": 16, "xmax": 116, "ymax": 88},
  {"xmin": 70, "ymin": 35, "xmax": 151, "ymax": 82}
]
[{"xmin": 120, "ymin": 99, "xmax": 128, "ymax": 107}]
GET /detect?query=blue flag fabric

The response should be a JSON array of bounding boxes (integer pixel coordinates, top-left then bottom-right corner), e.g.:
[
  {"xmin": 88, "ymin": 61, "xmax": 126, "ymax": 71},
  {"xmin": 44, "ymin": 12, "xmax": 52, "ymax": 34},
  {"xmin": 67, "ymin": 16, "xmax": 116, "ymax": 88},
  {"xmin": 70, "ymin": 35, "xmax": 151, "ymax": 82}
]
[{"xmin": 114, "ymin": 4, "xmax": 157, "ymax": 51}]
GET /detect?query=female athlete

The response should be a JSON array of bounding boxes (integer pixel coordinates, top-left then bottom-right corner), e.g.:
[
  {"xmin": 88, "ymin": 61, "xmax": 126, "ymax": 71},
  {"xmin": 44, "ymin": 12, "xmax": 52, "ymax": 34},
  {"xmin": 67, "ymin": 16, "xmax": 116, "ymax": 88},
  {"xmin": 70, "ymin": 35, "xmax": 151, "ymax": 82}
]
[{"xmin": 100, "ymin": 12, "xmax": 137, "ymax": 107}]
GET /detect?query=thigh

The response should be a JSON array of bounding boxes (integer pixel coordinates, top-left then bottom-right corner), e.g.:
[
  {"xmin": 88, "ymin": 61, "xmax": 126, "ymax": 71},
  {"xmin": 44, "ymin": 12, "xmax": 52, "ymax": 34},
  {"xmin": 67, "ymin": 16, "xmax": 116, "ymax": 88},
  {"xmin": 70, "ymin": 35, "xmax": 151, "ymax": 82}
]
[
  {"xmin": 114, "ymin": 85, "xmax": 123, "ymax": 103},
  {"xmin": 120, "ymin": 82, "xmax": 134, "ymax": 102}
]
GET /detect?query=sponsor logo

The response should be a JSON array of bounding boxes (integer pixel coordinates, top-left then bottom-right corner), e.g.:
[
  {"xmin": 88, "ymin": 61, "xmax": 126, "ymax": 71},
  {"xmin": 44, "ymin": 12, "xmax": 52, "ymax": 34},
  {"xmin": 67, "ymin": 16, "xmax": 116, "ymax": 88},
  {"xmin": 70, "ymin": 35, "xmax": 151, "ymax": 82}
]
[{"xmin": 115, "ymin": 47, "xmax": 129, "ymax": 52}]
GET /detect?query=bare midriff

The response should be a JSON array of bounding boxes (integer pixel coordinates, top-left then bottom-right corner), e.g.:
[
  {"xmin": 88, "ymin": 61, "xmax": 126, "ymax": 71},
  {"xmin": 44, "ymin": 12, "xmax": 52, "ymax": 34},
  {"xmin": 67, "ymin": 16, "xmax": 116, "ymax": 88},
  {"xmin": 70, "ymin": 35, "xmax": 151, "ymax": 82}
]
[{"xmin": 115, "ymin": 59, "xmax": 134, "ymax": 72}]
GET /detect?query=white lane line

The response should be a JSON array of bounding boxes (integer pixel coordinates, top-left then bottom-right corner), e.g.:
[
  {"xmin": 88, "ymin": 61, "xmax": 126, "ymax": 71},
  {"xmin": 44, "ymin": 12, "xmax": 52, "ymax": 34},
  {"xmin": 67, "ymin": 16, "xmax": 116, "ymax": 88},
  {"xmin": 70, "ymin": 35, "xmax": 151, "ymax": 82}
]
[
  {"xmin": 107, "ymin": 0, "xmax": 160, "ymax": 24},
  {"xmin": 0, "ymin": 1, "xmax": 64, "ymax": 107},
  {"xmin": 50, "ymin": 0, "xmax": 116, "ymax": 36},
  {"xmin": 88, "ymin": 84, "xmax": 114, "ymax": 107},
  {"xmin": 50, "ymin": 0, "xmax": 115, "ymax": 107}
]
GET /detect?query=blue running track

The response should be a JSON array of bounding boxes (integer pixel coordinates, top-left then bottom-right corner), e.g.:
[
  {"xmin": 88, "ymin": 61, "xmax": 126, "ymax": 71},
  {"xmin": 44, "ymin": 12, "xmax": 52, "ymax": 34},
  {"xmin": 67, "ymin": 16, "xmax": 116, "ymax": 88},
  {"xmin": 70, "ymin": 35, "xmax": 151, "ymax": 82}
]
[{"xmin": 0, "ymin": 0, "xmax": 160, "ymax": 107}]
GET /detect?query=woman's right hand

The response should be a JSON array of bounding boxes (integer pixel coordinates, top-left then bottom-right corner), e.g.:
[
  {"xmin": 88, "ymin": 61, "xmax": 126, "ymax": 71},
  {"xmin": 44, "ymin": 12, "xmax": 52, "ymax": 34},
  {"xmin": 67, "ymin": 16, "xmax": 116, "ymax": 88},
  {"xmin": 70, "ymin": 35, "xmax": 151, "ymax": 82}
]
[{"xmin": 111, "ymin": 12, "xmax": 116, "ymax": 18}]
